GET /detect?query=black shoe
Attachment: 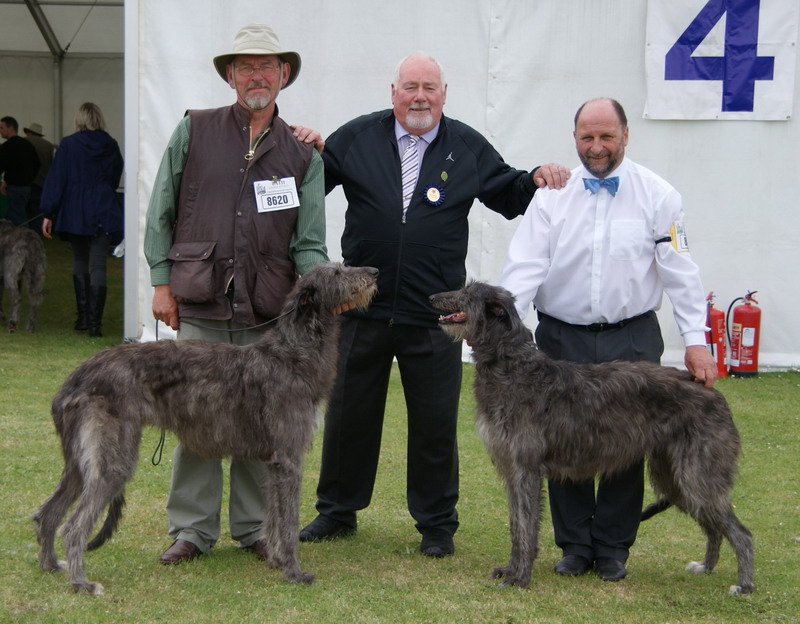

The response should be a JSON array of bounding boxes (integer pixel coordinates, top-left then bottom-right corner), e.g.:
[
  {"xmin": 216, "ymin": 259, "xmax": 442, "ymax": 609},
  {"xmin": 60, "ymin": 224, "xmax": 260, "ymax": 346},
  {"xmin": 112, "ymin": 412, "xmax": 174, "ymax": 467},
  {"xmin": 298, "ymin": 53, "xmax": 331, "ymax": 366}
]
[
  {"xmin": 554, "ymin": 554, "xmax": 591, "ymax": 576},
  {"xmin": 420, "ymin": 531, "xmax": 454, "ymax": 558},
  {"xmin": 299, "ymin": 514, "xmax": 356, "ymax": 542},
  {"xmin": 595, "ymin": 557, "xmax": 627, "ymax": 581}
]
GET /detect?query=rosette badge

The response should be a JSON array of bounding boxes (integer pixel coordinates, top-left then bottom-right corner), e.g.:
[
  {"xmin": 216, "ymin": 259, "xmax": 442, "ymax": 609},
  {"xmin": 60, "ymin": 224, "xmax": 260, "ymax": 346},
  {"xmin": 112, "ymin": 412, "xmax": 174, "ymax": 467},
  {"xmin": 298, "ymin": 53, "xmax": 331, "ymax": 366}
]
[{"xmin": 424, "ymin": 184, "xmax": 445, "ymax": 206}]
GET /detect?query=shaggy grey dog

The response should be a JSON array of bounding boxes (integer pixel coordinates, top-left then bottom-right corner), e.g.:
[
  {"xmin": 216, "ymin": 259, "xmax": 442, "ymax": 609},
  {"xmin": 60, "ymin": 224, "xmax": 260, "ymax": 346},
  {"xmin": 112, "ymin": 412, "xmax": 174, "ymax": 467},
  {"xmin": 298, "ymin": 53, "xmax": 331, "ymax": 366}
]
[
  {"xmin": 0, "ymin": 219, "xmax": 46, "ymax": 332},
  {"xmin": 33, "ymin": 263, "xmax": 378, "ymax": 595},
  {"xmin": 429, "ymin": 281, "xmax": 754, "ymax": 595}
]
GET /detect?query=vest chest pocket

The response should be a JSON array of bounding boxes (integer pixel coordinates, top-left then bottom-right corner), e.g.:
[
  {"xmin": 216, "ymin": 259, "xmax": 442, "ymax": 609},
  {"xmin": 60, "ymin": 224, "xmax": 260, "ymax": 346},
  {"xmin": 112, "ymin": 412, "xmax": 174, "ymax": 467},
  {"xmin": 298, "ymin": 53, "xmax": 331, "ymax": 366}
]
[{"xmin": 167, "ymin": 241, "xmax": 217, "ymax": 303}]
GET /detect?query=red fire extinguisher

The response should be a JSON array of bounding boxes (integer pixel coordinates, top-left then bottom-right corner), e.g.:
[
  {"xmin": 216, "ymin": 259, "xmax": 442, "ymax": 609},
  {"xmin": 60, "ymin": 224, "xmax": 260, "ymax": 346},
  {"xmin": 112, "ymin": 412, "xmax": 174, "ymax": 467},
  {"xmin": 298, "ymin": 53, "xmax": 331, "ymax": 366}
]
[
  {"xmin": 727, "ymin": 291, "xmax": 761, "ymax": 377},
  {"xmin": 706, "ymin": 292, "xmax": 728, "ymax": 378}
]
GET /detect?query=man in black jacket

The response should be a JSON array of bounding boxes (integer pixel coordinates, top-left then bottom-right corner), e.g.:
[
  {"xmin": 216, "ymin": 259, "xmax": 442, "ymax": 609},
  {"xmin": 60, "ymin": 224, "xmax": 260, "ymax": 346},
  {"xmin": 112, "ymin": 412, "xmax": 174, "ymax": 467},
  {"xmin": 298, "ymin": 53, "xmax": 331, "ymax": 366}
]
[
  {"xmin": 300, "ymin": 53, "xmax": 568, "ymax": 556},
  {"xmin": 0, "ymin": 116, "xmax": 40, "ymax": 226}
]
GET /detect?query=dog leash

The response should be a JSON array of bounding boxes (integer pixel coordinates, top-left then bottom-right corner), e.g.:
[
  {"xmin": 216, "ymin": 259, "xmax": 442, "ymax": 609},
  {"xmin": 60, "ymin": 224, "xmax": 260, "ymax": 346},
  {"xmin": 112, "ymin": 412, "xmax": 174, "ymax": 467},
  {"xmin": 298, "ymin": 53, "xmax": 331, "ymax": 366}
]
[
  {"xmin": 178, "ymin": 307, "xmax": 296, "ymax": 333},
  {"xmin": 151, "ymin": 321, "xmax": 167, "ymax": 465}
]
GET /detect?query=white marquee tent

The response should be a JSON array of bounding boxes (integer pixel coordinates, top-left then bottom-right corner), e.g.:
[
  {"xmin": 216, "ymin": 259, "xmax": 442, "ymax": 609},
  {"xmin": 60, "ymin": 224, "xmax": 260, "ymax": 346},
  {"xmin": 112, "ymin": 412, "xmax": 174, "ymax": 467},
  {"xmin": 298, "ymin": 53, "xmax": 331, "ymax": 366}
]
[{"xmin": 2, "ymin": 0, "xmax": 798, "ymax": 370}]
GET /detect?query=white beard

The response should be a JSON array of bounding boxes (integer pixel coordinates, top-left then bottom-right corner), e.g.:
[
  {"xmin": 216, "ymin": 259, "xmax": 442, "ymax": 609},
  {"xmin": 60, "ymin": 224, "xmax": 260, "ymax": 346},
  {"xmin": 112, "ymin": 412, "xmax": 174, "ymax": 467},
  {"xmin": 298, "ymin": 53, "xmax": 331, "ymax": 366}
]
[
  {"xmin": 244, "ymin": 93, "xmax": 271, "ymax": 110},
  {"xmin": 405, "ymin": 110, "xmax": 433, "ymax": 130}
]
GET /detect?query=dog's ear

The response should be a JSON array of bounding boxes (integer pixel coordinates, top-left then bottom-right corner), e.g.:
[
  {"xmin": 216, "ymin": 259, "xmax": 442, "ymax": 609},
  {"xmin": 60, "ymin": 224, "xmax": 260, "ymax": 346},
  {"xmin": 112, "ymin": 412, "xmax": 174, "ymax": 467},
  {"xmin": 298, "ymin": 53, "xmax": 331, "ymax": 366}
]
[
  {"xmin": 485, "ymin": 294, "xmax": 514, "ymax": 329},
  {"xmin": 296, "ymin": 283, "xmax": 316, "ymax": 310},
  {"xmin": 486, "ymin": 296, "xmax": 508, "ymax": 319}
]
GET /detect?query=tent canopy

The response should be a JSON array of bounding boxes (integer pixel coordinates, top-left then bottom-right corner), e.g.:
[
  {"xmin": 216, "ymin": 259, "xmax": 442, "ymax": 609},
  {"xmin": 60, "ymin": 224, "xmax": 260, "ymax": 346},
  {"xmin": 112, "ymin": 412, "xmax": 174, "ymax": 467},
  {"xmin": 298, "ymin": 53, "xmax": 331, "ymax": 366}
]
[{"xmin": 0, "ymin": 0, "xmax": 123, "ymax": 143}]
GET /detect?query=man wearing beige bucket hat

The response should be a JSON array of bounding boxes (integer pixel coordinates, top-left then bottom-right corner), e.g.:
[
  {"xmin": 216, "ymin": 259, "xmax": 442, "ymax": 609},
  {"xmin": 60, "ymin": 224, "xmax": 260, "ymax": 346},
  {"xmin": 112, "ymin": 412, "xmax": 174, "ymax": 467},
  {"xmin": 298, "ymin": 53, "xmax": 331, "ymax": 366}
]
[
  {"xmin": 23, "ymin": 122, "xmax": 56, "ymax": 231},
  {"xmin": 144, "ymin": 23, "xmax": 329, "ymax": 565}
]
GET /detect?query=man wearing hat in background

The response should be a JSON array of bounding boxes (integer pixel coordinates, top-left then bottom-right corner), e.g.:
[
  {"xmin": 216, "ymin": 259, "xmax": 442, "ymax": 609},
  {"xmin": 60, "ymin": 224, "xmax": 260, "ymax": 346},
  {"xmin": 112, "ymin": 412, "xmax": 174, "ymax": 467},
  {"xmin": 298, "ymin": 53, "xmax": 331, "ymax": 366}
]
[
  {"xmin": 0, "ymin": 116, "xmax": 40, "ymax": 225},
  {"xmin": 23, "ymin": 122, "xmax": 56, "ymax": 233},
  {"xmin": 144, "ymin": 23, "xmax": 329, "ymax": 564}
]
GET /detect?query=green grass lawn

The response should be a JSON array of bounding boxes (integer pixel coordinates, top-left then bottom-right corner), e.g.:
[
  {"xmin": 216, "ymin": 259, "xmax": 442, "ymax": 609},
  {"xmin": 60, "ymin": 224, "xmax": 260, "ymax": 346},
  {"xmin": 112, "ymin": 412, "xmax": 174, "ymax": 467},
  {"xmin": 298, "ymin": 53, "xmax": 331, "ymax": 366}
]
[{"xmin": 1, "ymin": 238, "xmax": 798, "ymax": 623}]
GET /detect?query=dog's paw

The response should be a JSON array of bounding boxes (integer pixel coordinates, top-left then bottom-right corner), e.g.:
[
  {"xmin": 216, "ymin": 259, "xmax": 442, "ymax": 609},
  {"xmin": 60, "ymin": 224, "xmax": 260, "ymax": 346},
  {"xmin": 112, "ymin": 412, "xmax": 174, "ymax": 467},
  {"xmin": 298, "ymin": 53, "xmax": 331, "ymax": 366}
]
[
  {"xmin": 490, "ymin": 565, "xmax": 512, "ymax": 580},
  {"xmin": 729, "ymin": 583, "xmax": 755, "ymax": 595},
  {"xmin": 686, "ymin": 561, "xmax": 707, "ymax": 574},
  {"xmin": 72, "ymin": 581, "xmax": 104, "ymax": 596},
  {"xmin": 501, "ymin": 577, "xmax": 531, "ymax": 589},
  {"xmin": 490, "ymin": 566, "xmax": 530, "ymax": 588},
  {"xmin": 284, "ymin": 570, "xmax": 315, "ymax": 585},
  {"xmin": 42, "ymin": 559, "xmax": 67, "ymax": 572}
]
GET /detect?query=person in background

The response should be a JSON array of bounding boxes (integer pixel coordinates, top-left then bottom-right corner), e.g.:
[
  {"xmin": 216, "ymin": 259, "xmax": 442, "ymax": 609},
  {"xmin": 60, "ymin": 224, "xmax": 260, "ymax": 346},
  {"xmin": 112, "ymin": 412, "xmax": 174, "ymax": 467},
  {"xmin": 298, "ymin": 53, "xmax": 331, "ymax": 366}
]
[
  {"xmin": 0, "ymin": 115, "xmax": 40, "ymax": 225},
  {"xmin": 299, "ymin": 53, "xmax": 569, "ymax": 558},
  {"xmin": 41, "ymin": 103, "xmax": 124, "ymax": 337},
  {"xmin": 24, "ymin": 122, "xmax": 57, "ymax": 233},
  {"xmin": 499, "ymin": 97, "xmax": 716, "ymax": 583},
  {"xmin": 144, "ymin": 23, "xmax": 328, "ymax": 566}
]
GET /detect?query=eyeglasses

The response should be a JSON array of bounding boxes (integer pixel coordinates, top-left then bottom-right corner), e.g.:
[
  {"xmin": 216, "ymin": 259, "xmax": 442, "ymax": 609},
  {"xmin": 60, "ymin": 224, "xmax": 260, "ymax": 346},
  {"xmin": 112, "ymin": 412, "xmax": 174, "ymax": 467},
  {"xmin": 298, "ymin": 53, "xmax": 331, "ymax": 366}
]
[{"xmin": 233, "ymin": 63, "xmax": 281, "ymax": 77}]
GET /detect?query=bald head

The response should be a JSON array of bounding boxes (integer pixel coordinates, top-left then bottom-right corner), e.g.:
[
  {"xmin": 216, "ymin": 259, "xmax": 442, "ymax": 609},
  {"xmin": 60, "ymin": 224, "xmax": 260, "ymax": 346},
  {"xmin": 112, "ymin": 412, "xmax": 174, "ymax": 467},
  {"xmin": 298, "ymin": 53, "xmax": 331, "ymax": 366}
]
[{"xmin": 573, "ymin": 98, "xmax": 629, "ymax": 178}]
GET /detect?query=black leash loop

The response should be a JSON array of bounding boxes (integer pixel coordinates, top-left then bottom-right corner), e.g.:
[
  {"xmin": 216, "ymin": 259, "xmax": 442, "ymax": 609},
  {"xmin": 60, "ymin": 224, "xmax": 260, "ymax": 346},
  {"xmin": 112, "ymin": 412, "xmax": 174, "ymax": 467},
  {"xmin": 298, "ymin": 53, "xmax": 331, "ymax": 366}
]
[{"xmin": 151, "ymin": 430, "xmax": 166, "ymax": 466}]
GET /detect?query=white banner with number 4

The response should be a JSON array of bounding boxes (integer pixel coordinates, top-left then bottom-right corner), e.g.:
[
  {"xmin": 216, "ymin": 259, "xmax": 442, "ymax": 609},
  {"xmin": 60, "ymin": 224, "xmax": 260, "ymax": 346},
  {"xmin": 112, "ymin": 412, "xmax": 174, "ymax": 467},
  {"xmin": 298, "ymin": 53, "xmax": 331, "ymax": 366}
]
[{"xmin": 644, "ymin": 0, "xmax": 798, "ymax": 120}]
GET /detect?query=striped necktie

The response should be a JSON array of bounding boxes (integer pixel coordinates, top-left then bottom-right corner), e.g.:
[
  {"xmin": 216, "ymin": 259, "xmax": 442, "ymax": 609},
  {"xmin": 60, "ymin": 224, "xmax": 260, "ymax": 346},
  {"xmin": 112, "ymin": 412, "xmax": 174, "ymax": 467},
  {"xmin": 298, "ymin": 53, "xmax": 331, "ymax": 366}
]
[{"xmin": 401, "ymin": 135, "xmax": 419, "ymax": 217}]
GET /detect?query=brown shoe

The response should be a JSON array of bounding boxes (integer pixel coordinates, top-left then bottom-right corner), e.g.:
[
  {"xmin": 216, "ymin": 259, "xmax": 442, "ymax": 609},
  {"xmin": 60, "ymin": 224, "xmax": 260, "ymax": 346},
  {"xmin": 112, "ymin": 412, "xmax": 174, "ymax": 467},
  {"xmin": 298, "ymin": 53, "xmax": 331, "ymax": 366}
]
[
  {"xmin": 243, "ymin": 539, "xmax": 269, "ymax": 561},
  {"xmin": 159, "ymin": 539, "xmax": 202, "ymax": 565}
]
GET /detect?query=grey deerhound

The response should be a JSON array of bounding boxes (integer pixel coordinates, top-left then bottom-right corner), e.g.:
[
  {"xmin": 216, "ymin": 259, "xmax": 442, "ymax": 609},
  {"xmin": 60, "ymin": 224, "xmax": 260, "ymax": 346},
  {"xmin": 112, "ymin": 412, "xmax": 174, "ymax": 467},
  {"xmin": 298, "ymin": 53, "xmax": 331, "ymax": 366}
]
[
  {"xmin": 429, "ymin": 281, "xmax": 754, "ymax": 595},
  {"xmin": 0, "ymin": 219, "xmax": 46, "ymax": 332},
  {"xmin": 33, "ymin": 263, "xmax": 378, "ymax": 595}
]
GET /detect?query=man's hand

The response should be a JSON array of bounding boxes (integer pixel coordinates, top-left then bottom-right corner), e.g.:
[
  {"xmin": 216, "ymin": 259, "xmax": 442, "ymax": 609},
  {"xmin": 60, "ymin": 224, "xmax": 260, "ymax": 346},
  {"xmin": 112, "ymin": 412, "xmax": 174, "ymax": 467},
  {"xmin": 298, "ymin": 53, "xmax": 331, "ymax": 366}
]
[
  {"xmin": 685, "ymin": 345, "xmax": 717, "ymax": 388},
  {"xmin": 533, "ymin": 163, "xmax": 571, "ymax": 190},
  {"xmin": 333, "ymin": 302, "xmax": 355, "ymax": 316},
  {"xmin": 291, "ymin": 125, "xmax": 325, "ymax": 154},
  {"xmin": 152, "ymin": 284, "xmax": 179, "ymax": 330},
  {"xmin": 42, "ymin": 218, "xmax": 54, "ymax": 239}
]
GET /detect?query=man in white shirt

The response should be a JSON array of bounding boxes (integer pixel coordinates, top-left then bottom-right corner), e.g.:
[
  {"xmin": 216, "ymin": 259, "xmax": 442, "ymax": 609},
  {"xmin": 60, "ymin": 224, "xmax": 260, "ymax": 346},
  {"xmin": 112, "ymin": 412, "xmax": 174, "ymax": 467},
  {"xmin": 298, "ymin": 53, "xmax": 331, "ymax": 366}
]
[{"xmin": 499, "ymin": 97, "xmax": 716, "ymax": 583}]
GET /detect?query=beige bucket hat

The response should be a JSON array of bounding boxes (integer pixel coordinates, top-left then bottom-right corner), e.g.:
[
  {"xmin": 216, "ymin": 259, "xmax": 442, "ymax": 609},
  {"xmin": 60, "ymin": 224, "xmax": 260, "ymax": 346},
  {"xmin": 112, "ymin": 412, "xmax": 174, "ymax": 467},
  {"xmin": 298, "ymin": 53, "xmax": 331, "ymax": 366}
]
[
  {"xmin": 213, "ymin": 23, "xmax": 301, "ymax": 88},
  {"xmin": 24, "ymin": 122, "xmax": 44, "ymax": 136}
]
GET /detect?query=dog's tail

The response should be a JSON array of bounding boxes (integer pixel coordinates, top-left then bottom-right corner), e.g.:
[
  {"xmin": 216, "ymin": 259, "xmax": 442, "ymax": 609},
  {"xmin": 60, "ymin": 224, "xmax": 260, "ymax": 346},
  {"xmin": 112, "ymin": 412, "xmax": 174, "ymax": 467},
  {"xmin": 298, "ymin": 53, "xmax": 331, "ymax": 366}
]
[
  {"xmin": 86, "ymin": 495, "xmax": 126, "ymax": 551},
  {"xmin": 641, "ymin": 498, "xmax": 672, "ymax": 521}
]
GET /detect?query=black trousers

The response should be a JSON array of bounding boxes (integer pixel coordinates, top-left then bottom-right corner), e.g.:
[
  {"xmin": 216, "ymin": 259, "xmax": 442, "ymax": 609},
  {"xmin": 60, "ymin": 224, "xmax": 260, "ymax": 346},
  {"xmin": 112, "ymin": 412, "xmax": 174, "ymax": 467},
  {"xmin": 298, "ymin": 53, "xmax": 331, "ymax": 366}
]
[
  {"xmin": 535, "ymin": 311, "xmax": 664, "ymax": 563},
  {"xmin": 69, "ymin": 230, "xmax": 112, "ymax": 288},
  {"xmin": 314, "ymin": 316, "xmax": 462, "ymax": 535}
]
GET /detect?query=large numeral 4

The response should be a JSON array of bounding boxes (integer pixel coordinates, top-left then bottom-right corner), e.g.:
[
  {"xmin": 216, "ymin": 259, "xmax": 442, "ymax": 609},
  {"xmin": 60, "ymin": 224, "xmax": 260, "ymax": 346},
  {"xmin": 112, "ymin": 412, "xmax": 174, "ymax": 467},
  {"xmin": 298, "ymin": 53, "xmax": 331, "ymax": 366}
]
[{"xmin": 664, "ymin": 0, "xmax": 774, "ymax": 112}]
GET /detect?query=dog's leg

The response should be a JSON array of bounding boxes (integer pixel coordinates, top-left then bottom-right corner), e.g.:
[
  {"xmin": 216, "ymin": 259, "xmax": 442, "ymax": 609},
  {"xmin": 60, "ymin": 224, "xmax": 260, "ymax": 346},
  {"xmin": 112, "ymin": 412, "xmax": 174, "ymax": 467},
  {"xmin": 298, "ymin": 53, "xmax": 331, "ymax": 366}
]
[
  {"xmin": 723, "ymin": 513, "xmax": 756, "ymax": 595},
  {"xmin": 26, "ymin": 248, "xmax": 46, "ymax": 332},
  {"xmin": 491, "ymin": 466, "xmax": 542, "ymax": 588},
  {"xmin": 692, "ymin": 510, "xmax": 755, "ymax": 595},
  {"xmin": 686, "ymin": 518, "xmax": 722, "ymax": 576},
  {"xmin": 6, "ymin": 272, "xmax": 21, "ymax": 332},
  {"xmin": 261, "ymin": 457, "xmax": 313, "ymax": 584},
  {"xmin": 32, "ymin": 464, "xmax": 82, "ymax": 572},
  {"xmin": 60, "ymin": 490, "xmax": 111, "ymax": 595},
  {"xmin": 60, "ymin": 444, "xmax": 132, "ymax": 595},
  {"xmin": 25, "ymin": 273, "xmax": 43, "ymax": 332}
]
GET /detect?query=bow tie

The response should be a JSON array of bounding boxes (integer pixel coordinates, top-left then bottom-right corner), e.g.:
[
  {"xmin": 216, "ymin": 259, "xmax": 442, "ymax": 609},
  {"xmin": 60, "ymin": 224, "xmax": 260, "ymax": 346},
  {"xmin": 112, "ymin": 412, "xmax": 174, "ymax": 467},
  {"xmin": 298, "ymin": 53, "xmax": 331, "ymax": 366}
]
[{"xmin": 583, "ymin": 176, "xmax": 619, "ymax": 196}]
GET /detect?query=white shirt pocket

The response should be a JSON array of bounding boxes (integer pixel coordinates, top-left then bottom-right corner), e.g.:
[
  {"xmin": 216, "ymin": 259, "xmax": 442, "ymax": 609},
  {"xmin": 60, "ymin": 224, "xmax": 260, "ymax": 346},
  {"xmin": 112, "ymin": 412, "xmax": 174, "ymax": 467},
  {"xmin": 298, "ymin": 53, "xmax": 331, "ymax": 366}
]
[{"xmin": 609, "ymin": 219, "xmax": 646, "ymax": 260}]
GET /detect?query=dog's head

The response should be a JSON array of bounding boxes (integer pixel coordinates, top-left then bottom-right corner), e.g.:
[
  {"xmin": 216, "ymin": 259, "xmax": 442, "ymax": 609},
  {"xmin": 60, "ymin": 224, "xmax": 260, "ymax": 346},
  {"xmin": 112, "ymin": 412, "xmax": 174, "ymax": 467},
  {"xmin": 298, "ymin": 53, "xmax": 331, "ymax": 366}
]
[
  {"xmin": 288, "ymin": 263, "xmax": 379, "ymax": 319},
  {"xmin": 0, "ymin": 219, "xmax": 15, "ymax": 240},
  {"xmin": 429, "ymin": 281, "xmax": 523, "ymax": 345}
]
